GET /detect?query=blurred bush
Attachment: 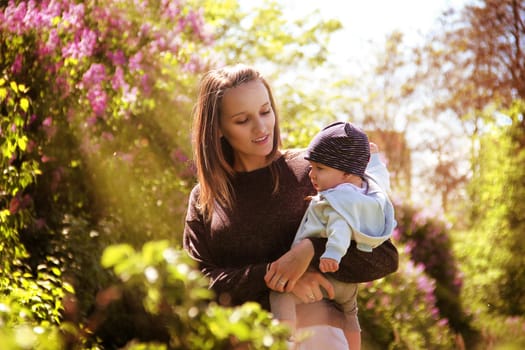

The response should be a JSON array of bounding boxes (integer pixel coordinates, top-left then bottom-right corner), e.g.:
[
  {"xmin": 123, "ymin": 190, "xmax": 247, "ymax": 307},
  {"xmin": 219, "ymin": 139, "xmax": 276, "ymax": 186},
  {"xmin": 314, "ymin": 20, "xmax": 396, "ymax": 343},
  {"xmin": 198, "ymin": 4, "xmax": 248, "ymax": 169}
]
[
  {"xmin": 393, "ymin": 202, "xmax": 476, "ymax": 341},
  {"xmin": 4, "ymin": 0, "xmax": 517, "ymax": 349},
  {"xmin": 359, "ymin": 252, "xmax": 456, "ymax": 350},
  {"xmin": 1, "ymin": 0, "xmax": 209, "ymax": 347}
]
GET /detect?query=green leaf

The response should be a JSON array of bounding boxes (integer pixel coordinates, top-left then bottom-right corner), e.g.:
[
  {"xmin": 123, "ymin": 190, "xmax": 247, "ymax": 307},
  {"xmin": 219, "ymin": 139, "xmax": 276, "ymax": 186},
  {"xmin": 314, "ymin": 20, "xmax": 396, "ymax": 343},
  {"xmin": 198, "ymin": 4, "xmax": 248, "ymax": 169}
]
[
  {"xmin": 101, "ymin": 244, "xmax": 136, "ymax": 268},
  {"xmin": 9, "ymin": 81, "xmax": 18, "ymax": 93},
  {"xmin": 18, "ymin": 84, "xmax": 28, "ymax": 93},
  {"xmin": 142, "ymin": 240, "xmax": 169, "ymax": 264},
  {"xmin": 63, "ymin": 282, "xmax": 75, "ymax": 293},
  {"xmin": 17, "ymin": 136, "xmax": 27, "ymax": 151},
  {"xmin": 20, "ymin": 98, "xmax": 29, "ymax": 112}
]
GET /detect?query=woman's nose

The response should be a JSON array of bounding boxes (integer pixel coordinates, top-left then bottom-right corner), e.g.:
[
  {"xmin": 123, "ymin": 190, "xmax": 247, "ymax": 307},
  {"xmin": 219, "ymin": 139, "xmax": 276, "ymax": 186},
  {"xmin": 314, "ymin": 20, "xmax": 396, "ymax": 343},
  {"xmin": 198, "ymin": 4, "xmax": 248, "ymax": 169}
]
[{"xmin": 254, "ymin": 116, "xmax": 266, "ymax": 132}]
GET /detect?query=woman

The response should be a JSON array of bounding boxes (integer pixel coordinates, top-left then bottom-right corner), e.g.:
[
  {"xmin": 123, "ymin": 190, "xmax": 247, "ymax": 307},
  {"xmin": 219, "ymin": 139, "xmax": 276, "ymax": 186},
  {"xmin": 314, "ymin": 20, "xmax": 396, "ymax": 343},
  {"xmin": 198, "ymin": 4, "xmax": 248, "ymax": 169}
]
[{"xmin": 183, "ymin": 64, "xmax": 398, "ymax": 349}]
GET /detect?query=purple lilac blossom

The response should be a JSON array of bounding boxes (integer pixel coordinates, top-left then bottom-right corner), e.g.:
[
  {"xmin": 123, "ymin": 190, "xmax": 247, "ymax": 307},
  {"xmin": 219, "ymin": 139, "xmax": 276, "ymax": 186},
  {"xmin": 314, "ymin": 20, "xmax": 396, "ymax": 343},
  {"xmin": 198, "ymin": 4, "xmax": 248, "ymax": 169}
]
[
  {"xmin": 86, "ymin": 86, "xmax": 108, "ymax": 117},
  {"xmin": 81, "ymin": 64, "xmax": 107, "ymax": 87},
  {"xmin": 11, "ymin": 54, "xmax": 23, "ymax": 74},
  {"xmin": 111, "ymin": 67, "xmax": 127, "ymax": 91},
  {"xmin": 107, "ymin": 50, "xmax": 126, "ymax": 66},
  {"xmin": 61, "ymin": 28, "xmax": 97, "ymax": 60}
]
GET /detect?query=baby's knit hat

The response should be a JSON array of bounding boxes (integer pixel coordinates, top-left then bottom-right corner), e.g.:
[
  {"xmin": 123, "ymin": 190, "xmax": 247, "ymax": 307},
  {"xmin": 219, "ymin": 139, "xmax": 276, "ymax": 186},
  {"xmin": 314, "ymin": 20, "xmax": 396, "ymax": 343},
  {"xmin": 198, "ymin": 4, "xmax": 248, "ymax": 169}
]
[{"xmin": 305, "ymin": 121, "xmax": 370, "ymax": 177}]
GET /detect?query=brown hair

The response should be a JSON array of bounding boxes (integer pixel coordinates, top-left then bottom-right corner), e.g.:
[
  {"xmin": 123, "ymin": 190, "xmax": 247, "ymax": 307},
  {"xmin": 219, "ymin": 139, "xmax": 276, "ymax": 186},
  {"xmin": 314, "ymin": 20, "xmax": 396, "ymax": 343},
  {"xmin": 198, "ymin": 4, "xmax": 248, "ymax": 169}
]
[{"xmin": 191, "ymin": 64, "xmax": 281, "ymax": 221}]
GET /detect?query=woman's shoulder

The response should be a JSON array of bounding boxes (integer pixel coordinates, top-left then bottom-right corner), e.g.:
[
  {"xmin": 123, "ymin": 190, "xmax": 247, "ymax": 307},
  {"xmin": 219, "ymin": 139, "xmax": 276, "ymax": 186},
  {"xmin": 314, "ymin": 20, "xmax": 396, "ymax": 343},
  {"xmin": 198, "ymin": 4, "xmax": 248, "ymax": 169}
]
[
  {"xmin": 281, "ymin": 148, "xmax": 308, "ymax": 165},
  {"xmin": 279, "ymin": 149, "xmax": 312, "ymax": 184},
  {"xmin": 188, "ymin": 182, "xmax": 201, "ymax": 202}
]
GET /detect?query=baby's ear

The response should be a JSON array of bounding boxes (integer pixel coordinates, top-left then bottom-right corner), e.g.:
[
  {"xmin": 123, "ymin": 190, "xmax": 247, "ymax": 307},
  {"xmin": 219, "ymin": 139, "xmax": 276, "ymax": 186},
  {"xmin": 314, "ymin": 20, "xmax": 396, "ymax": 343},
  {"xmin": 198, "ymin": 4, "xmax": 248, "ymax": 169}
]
[{"xmin": 369, "ymin": 142, "xmax": 379, "ymax": 153}]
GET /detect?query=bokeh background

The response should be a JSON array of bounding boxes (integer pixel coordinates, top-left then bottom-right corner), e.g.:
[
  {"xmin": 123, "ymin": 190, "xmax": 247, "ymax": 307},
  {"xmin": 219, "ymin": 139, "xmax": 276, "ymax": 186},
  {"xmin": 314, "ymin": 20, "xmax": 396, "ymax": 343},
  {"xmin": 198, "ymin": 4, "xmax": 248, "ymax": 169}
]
[{"xmin": 1, "ymin": 0, "xmax": 524, "ymax": 349}]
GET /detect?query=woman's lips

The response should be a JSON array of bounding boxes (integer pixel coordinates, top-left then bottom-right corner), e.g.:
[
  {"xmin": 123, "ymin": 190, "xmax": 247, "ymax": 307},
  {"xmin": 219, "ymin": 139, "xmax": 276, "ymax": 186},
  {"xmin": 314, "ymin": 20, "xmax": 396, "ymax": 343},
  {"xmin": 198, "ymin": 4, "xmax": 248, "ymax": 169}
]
[{"xmin": 253, "ymin": 134, "xmax": 269, "ymax": 144}]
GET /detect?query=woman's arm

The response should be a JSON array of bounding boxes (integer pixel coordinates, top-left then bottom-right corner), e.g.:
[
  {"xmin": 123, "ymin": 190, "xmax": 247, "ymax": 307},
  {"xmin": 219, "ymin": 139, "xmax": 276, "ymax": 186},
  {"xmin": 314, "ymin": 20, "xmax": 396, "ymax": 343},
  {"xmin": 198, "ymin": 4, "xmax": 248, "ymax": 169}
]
[
  {"xmin": 310, "ymin": 237, "xmax": 399, "ymax": 282},
  {"xmin": 183, "ymin": 187, "xmax": 269, "ymax": 306},
  {"xmin": 265, "ymin": 236, "xmax": 398, "ymax": 289},
  {"xmin": 265, "ymin": 219, "xmax": 398, "ymax": 289}
]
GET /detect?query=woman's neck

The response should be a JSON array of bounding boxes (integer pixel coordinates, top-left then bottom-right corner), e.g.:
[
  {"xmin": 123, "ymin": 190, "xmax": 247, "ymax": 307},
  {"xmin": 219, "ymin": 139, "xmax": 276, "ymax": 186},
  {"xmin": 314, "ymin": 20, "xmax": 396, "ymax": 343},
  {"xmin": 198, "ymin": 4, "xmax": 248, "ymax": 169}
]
[{"xmin": 233, "ymin": 151, "xmax": 282, "ymax": 172}]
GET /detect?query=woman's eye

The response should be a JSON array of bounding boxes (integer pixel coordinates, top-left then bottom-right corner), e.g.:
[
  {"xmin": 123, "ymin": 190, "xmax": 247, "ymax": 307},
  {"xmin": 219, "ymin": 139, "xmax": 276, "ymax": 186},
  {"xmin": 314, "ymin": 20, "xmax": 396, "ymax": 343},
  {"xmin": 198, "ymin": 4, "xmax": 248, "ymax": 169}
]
[
  {"xmin": 261, "ymin": 105, "xmax": 272, "ymax": 115},
  {"xmin": 235, "ymin": 119, "xmax": 248, "ymax": 124}
]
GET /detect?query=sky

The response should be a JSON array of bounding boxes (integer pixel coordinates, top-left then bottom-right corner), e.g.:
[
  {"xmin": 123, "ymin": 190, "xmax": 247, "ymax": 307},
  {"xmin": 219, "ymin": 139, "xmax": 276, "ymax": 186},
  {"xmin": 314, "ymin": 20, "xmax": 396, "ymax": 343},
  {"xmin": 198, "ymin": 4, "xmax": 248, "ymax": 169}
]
[
  {"xmin": 280, "ymin": 0, "xmax": 472, "ymax": 72},
  {"xmin": 274, "ymin": 0, "xmax": 474, "ymax": 207}
]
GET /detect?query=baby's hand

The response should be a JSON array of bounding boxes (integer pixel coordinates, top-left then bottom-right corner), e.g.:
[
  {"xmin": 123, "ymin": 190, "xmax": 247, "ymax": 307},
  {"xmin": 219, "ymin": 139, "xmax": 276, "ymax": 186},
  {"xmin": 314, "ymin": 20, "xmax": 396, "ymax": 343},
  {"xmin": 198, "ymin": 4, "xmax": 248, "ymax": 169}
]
[
  {"xmin": 369, "ymin": 142, "xmax": 379, "ymax": 153},
  {"xmin": 319, "ymin": 258, "xmax": 339, "ymax": 273}
]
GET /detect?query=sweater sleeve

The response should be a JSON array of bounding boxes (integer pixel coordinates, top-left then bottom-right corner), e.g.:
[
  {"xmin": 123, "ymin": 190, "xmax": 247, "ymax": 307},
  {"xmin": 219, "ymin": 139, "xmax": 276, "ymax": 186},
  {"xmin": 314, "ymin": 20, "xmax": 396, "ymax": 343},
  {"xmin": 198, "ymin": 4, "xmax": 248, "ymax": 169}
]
[
  {"xmin": 309, "ymin": 237, "xmax": 398, "ymax": 282},
  {"xmin": 183, "ymin": 186, "xmax": 269, "ymax": 306}
]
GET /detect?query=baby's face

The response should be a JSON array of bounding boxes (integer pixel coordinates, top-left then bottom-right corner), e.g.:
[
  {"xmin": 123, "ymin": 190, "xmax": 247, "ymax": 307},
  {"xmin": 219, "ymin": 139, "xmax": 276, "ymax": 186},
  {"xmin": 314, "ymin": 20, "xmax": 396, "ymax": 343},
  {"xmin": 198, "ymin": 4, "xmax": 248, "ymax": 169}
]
[{"xmin": 307, "ymin": 161, "xmax": 347, "ymax": 192}]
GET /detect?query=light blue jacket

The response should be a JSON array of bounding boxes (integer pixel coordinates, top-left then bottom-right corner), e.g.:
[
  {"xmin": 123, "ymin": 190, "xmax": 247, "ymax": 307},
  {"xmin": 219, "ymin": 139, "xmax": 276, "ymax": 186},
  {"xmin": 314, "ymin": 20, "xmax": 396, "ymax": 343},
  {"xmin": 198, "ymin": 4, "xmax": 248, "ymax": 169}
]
[{"xmin": 293, "ymin": 154, "xmax": 397, "ymax": 262}]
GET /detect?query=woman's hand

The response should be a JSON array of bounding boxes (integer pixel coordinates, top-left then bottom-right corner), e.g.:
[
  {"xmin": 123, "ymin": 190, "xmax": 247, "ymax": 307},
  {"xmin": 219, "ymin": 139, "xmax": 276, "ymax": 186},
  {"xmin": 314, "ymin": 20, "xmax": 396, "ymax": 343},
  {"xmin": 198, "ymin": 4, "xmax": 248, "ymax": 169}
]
[
  {"xmin": 290, "ymin": 270, "xmax": 335, "ymax": 304},
  {"xmin": 264, "ymin": 239, "xmax": 314, "ymax": 292}
]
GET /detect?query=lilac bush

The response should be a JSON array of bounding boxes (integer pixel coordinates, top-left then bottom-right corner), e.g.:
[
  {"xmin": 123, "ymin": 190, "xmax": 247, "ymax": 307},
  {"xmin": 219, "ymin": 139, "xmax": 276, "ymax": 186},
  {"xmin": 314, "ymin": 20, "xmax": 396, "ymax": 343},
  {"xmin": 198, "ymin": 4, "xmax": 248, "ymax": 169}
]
[
  {"xmin": 392, "ymin": 201, "xmax": 477, "ymax": 344},
  {"xmin": 1, "ymin": 0, "xmax": 212, "ymax": 346},
  {"xmin": 359, "ymin": 251, "xmax": 455, "ymax": 349},
  {"xmin": 1, "ymin": 0, "xmax": 211, "ymax": 245}
]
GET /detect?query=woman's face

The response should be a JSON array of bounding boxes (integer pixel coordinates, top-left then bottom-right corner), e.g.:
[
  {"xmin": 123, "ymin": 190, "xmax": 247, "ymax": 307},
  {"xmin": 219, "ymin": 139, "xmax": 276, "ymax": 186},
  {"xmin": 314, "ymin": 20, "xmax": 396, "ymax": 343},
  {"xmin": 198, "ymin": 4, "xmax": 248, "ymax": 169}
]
[
  {"xmin": 220, "ymin": 80, "xmax": 275, "ymax": 171},
  {"xmin": 308, "ymin": 161, "xmax": 347, "ymax": 192}
]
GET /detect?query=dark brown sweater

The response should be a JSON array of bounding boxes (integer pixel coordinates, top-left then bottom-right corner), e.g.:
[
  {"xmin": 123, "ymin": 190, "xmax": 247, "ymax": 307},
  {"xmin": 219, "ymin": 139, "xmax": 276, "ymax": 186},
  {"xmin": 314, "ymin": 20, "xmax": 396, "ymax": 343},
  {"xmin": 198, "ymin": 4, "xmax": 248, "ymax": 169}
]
[{"xmin": 183, "ymin": 150, "xmax": 398, "ymax": 310}]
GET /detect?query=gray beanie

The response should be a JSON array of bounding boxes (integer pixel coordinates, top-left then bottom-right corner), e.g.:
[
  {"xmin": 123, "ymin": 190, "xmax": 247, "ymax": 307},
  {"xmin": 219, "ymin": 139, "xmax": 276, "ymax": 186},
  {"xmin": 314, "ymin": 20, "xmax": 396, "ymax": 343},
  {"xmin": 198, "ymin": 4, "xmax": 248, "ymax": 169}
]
[{"xmin": 305, "ymin": 121, "xmax": 370, "ymax": 177}]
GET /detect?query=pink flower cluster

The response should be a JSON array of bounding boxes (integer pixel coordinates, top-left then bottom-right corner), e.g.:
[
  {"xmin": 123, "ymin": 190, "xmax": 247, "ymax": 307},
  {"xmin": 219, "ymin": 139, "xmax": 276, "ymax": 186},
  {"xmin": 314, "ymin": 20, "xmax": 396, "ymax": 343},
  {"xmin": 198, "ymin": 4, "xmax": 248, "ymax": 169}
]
[{"xmin": 1, "ymin": 0, "xmax": 213, "ymax": 120}]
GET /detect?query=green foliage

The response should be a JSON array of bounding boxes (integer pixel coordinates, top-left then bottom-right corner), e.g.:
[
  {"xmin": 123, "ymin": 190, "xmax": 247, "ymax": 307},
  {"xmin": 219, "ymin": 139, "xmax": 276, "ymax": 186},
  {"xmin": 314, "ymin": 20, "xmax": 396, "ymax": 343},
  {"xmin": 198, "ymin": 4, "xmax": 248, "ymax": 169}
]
[
  {"xmin": 0, "ymin": 292, "xmax": 76, "ymax": 350},
  {"xmin": 463, "ymin": 101, "xmax": 525, "ymax": 315},
  {"xmin": 278, "ymin": 80, "xmax": 342, "ymax": 149},
  {"xmin": 359, "ymin": 250, "xmax": 456, "ymax": 349},
  {"xmin": 100, "ymin": 241, "xmax": 290, "ymax": 349},
  {"xmin": 0, "ymin": 79, "xmax": 36, "ymax": 267},
  {"xmin": 203, "ymin": 0, "xmax": 342, "ymax": 68},
  {"xmin": 0, "ymin": 77, "xmax": 74, "ymax": 348},
  {"xmin": 393, "ymin": 202, "xmax": 474, "ymax": 336},
  {"xmin": 1, "ymin": 0, "xmax": 211, "ymax": 347},
  {"xmin": 457, "ymin": 101, "xmax": 525, "ymax": 347}
]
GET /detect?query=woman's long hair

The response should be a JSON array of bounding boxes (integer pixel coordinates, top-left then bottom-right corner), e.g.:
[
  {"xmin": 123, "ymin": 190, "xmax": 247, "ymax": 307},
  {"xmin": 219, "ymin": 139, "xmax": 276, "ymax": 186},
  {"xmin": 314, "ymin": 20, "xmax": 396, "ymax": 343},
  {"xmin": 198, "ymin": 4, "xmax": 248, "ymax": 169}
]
[{"xmin": 191, "ymin": 64, "xmax": 281, "ymax": 221}]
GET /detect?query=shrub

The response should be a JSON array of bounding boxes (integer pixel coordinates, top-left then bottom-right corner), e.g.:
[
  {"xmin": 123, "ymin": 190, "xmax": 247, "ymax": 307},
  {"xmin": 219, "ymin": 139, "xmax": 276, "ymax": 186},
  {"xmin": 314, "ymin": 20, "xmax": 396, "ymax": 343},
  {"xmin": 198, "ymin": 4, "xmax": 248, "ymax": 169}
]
[
  {"xmin": 1, "ymin": 0, "xmax": 211, "ymax": 346},
  {"xmin": 393, "ymin": 201, "xmax": 475, "ymax": 341},
  {"xmin": 359, "ymin": 249, "xmax": 456, "ymax": 349}
]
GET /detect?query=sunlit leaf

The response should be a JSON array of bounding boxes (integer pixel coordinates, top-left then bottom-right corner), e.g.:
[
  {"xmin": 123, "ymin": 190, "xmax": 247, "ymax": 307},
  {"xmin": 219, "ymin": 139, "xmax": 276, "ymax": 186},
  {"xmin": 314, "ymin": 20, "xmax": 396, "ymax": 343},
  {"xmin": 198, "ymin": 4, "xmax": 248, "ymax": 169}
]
[
  {"xmin": 101, "ymin": 244, "xmax": 136, "ymax": 268},
  {"xmin": 9, "ymin": 81, "xmax": 18, "ymax": 93},
  {"xmin": 17, "ymin": 136, "xmax": 27, "ymax": 151},
  {"xmin": 20, "ymin": 98, "xmax": 29, "ymax": 112}
]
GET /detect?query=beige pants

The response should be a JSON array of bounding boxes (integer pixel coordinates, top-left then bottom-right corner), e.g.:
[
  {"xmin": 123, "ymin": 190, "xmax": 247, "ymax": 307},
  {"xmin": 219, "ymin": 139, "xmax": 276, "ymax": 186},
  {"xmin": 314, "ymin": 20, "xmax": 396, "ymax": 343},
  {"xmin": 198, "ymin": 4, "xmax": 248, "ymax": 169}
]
[{"xmin": 291, "ymin": 325, "xmax": 348, "ymax": 350}]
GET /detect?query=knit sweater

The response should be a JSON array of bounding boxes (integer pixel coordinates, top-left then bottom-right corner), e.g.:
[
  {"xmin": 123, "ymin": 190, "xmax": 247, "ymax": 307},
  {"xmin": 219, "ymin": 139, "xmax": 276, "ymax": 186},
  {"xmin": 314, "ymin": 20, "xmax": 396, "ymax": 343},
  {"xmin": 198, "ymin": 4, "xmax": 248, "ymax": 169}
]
[{"xmin": 183, "ymin": 150, "xmax": 398, "ymax": 310}]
